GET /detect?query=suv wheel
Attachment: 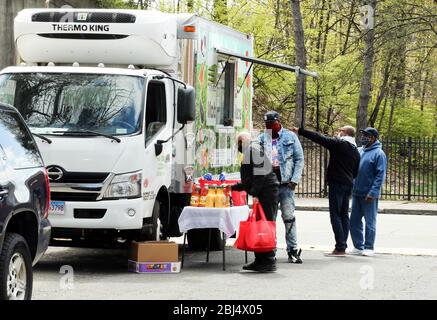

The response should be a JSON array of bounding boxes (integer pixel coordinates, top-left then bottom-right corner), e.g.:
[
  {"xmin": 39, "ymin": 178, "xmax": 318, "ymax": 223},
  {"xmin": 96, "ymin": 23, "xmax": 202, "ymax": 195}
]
[{"xmin": 0, "ymin": 233, "xmax": 33, "ymax": 300}]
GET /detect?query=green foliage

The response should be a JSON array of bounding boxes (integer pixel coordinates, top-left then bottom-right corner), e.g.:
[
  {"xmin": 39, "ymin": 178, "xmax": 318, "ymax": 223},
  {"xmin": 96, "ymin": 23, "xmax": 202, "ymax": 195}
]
[
  {"xmin": 384, "ymin": 104, "xmax": 436, "ymax": 139},
  {"xmin": 98, "ymin": 0, "xmax": 437, "ymax": 138},
  {"xmin": 96, "ymin": 0, "xmax": 131, "ymax": 9}
]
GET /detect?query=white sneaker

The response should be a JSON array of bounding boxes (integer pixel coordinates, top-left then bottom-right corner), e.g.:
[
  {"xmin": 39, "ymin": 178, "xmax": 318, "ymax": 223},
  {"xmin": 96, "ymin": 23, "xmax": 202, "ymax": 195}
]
[
  {"xmin": 347, "ymin": 248, "xmax": 364, "ymax": 255},
  {"xmin": 362, "ymin": 249, "xmax": 375, "ymax": 257}
]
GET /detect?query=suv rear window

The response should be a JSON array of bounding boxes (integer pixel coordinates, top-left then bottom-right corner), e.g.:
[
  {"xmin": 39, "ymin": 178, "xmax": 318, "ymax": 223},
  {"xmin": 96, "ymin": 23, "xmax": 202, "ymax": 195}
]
[{"xmin": 0, "ymin": 110, "xmax": 43, "ymax": 169}]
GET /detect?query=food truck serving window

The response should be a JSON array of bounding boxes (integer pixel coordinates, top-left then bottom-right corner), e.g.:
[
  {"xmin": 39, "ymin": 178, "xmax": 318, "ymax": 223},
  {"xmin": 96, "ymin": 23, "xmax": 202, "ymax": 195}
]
[{"xmin": 216, "ymin": 59, "xmax": 235, "ymax": 127}]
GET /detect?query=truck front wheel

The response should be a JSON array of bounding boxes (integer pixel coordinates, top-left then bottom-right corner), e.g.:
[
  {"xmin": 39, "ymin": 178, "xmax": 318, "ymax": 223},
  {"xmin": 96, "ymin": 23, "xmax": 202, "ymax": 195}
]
[{"xmin": 151, "ymin": 200, "xmax": 167, "ymax": 241}]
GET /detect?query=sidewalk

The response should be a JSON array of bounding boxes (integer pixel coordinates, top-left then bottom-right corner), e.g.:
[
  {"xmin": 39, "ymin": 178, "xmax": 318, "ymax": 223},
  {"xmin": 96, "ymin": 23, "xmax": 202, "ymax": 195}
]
[{"xmin": 295, "ymin": 197, "xmax": 437, "ymax": 215}]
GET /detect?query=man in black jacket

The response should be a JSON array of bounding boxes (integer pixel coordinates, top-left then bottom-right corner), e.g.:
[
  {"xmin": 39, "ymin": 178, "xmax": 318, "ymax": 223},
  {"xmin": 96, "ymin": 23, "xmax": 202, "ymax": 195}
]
[
  {"xmin": 292, "ymin": 126, "xmax": 360, "ymax": 256},
  {"xmin": 232, "ymin": 132, "xmax": 279, "ymax": 271}
]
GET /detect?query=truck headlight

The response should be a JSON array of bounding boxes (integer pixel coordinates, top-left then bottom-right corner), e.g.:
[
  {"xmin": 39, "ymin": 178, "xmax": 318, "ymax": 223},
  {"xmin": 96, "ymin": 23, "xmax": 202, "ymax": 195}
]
[{"xmin": 104, "ymin": 171, "xmax": 142, "ymax": 199}]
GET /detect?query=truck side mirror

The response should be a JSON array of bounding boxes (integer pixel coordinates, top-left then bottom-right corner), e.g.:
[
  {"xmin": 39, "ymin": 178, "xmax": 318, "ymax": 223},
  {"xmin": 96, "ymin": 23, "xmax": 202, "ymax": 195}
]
[
  {"xmin": 177, "ymin": 85, "xmax": 195, "ymax": 124},
  {"xmin": 154, "ymin": 142, "xmax": 163, "ymax": 156}
]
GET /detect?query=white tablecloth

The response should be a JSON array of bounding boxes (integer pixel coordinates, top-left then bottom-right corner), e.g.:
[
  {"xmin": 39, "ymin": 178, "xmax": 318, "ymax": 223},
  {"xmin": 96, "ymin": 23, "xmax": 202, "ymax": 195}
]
[{"xmin": 178, "ymin": 206, "xmax": 250, "ymax": 239}]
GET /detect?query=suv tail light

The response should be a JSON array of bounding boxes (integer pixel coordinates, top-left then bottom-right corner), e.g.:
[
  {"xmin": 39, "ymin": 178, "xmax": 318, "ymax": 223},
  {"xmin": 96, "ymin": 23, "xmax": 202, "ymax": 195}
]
[{"xmin": 44, "ymin": 168, "xmax": 51, "ymax": 219}]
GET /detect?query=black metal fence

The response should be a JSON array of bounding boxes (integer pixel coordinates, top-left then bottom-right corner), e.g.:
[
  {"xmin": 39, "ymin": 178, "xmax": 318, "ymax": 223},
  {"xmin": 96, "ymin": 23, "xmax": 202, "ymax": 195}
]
[{"xmin": 295, "ymin": 137, "xmax": 437, "ymax": 201}]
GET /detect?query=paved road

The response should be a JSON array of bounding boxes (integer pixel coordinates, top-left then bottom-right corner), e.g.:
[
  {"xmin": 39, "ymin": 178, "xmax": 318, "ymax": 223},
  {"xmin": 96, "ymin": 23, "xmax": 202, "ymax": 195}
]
[
  {"xmin": 278, "ymin": 210, "xmax": 437, "ymax": 255},
  {"xmin": 33, "ymin": 211, "xmax": 437, "ymax": 300}
]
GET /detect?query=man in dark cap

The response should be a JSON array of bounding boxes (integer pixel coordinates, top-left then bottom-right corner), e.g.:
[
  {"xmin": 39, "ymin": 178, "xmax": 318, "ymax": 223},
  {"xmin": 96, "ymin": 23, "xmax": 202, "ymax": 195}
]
[
  {"xmin": 258, "ymin": 111, "xmax": 305, "ymax": 264},
  {"xmin": 350, "ymin": 127, "xmax": 387, "ymax": 257},
  {"xmin": 291, "ymin": 125, "xmax": 360, "ymax": 257}
]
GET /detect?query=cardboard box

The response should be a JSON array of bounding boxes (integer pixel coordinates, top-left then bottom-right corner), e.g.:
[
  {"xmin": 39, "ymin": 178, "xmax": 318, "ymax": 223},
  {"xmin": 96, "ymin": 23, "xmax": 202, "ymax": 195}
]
[
  {"xmin": 128, "ymin": 260, "xmax": 181, "ymax": 274},
  {"xmin": 129, "ymin": 241, "xmax": 178, "ymax": 263}
]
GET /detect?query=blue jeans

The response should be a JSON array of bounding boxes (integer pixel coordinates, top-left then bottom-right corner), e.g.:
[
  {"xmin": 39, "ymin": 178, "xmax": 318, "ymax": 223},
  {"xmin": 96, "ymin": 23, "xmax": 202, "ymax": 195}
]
[
  {"xmin": 328, "ymin": 182, "xmax": 352, "ymax": 251},
  {"xmin": 350, "ymin": 195, "xmax": 379, "ymax": 250},
  {"xmin": 276, "ymin": 185, "xmax": 298, "ymax": 252}
]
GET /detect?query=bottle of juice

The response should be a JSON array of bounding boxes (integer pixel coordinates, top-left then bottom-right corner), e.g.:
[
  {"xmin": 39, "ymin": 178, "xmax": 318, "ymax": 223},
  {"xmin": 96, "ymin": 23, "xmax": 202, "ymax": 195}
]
[
  {"xmin": 215, "ymin": 186, "xmax": 227, "ymax": 208},
  {"xmin": 205, "ymin": 185, "xmax": 216, "ymax": 208},
  {"xmin": 223, "ymin": 185, "xmax": 231, "ymax": 207},
  {"xmin": 199, "ymin": 185, "xmax": 208, "ymax": 207},
  {"xmin": 190, "ymin": 184, "xmax": 200, "ymax": 207}
]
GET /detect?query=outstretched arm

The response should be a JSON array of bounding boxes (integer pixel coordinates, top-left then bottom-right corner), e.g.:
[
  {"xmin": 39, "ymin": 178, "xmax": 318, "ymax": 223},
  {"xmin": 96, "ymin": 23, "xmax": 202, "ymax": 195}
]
[{"xmin": 292, "ymin": 127, "xmax": 337, "ymax": 150}]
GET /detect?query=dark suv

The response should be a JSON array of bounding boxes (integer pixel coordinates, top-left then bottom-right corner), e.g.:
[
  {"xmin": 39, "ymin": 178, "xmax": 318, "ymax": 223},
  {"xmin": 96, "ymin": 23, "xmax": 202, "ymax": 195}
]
[{"xmin": 0, "ymin": 103, "xmax": 51, "ymax": 300}]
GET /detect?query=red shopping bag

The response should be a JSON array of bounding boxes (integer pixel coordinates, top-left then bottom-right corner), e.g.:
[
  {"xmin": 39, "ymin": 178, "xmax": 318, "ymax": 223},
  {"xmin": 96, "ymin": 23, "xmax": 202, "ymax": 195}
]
[
  {"xmin": 234, "ymin": 201, "xmax": 276, "ymax": 252},
  {"xmin": 231, "ymin": 190, "xmax": 247, "ymax": 206}
]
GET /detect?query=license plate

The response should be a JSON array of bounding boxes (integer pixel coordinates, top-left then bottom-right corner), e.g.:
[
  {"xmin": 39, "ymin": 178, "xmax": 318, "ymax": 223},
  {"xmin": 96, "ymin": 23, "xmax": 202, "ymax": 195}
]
[{"xmin": 49, "ymin": 201, "xmax": 66, "ymax": 216}]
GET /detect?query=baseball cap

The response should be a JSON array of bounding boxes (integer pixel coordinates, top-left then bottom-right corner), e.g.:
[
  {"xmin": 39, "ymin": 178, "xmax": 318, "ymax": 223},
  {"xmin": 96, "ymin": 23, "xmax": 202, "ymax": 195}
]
[
  {"xmin": 264, "ymin": 111, "xmax": 280, "ymax": 122},
  {"xmin": 360, "ymin": 127, "xmax": 379, "ymax": 138}
]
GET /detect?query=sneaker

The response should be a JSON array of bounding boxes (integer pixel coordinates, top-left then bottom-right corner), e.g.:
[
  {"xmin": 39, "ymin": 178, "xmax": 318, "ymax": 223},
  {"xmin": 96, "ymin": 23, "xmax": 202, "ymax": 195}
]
[
  {"xmin": 362, "ymin": 249, "xmax": 375, "ymax": 257},
  {"xmin": 288, "ymin": 249, "xmax": 303, "ymax": 264},
  {"xmin": 242, "ymin": 261, "xmax": 277, "ymax": 272},
  {"xmin": 347, "ymin": 248, "xmax": 364, "ymax": 256},
  {"xmin": 325, "ymin": 249, "xmax": 346, "ymax": 257}
]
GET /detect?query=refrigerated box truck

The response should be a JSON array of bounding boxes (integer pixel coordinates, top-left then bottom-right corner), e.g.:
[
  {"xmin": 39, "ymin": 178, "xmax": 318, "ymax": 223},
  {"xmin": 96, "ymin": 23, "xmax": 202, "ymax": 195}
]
[{"xmin": 0, "ymin": 8, "xmax": 316, "ymax": 247}]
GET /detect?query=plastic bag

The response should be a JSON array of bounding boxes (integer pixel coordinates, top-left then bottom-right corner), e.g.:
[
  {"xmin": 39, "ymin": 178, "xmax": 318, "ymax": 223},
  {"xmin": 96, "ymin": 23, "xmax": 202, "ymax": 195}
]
[{"xmin": 234, "ymin": 201, "xmax": 276, "ymax": 252}]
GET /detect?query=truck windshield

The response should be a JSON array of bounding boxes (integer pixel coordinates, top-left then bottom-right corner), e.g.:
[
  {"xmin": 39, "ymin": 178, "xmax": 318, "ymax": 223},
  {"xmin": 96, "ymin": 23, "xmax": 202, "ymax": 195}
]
[{"xmin": 0, "ymin": 73, "xmax": 144, "ymax": 136}]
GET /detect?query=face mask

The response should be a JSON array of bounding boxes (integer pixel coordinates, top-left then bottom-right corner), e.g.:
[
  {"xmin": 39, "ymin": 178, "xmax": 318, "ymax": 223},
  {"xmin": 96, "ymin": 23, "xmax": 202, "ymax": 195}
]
[
  {"xmin": 266, "ymin": 122, "xmax": 281, "ymax": 137},
  {"xmin": 360, "ymin": 136, "xmax": 371, "ymax": 146},
  {"xmin": 272, "ymin": 123, "xmax": 281, "ymax": 135}
]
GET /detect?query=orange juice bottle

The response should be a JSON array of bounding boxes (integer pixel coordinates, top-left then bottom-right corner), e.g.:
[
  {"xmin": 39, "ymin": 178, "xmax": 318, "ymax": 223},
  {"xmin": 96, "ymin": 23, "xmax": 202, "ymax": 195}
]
[
  {"xmin": 190, "ymin": 184, "xmax": 200, "ymax": 207},
  {"xmin": 215, "ymin": 186, "xmax": 227, "ymax": 208},
  {"xmin": 223, "ymin": 185, "xmax": 231, "ymax": 207},
  {"xmin": 205, "ymin": 185, "xmax": 216, "ymax": 208},
  {"xmin": 199, "ymin": 186, "xmax": 208, "ymax": 207}
]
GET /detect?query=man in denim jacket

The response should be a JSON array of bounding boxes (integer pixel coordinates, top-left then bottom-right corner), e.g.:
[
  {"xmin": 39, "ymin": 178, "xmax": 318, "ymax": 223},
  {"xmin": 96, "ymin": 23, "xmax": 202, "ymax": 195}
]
[{"xmin": 259, "ymin": 111, "xmax": 305, "ymax": 263}]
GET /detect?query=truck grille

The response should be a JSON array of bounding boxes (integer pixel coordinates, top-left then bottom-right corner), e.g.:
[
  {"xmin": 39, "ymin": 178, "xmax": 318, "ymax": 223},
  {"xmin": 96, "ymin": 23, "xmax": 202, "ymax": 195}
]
[
  {"xmin": 32, "ymin": 12, "xmax": 136, "ymax": 23},
  {"xmin": 51, "ymin": 192, "xmax": 99, "ymax": 202},
  {"xmin": 50, "ymin": 171, "xmax": 109, "ymax": 184}
]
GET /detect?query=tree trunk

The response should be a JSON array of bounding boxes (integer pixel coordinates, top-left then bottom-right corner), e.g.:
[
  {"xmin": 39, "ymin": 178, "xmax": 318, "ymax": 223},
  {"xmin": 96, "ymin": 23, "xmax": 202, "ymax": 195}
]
[
  {"xmin": 420, "ymin": 70, "xmax": 429, "ymax": 112},
  {"xmin": 377, "ymin": 93, "xmax": 389, "ymax": 132},
  {"xmin": 291, "ymin": 0, "xmax": 307, "ymax": 127},
  {"xmin": 356, "ymin": 0, "xmax": 376, "ymax": 143},
  {"xmin": 386, "ymin": 91, "xmax": 397, "ymax": 140},
  {"xmin": 369, "ymin": 58, "xmax": 391, "ymax": 126},
  {"xmin": 395, "ymin": 31, "xmax": 407, "ymax": 108},
  {"xmin": 320, "ymin": 0, "xmax": 332, "ymax": 64},
  {"xmin": 315, "ymin": 0, "xmax": 326, "ymax": 64},
  {"xmin": 341, "ymin": 0, "xmax": 356, "ymax": 55}
]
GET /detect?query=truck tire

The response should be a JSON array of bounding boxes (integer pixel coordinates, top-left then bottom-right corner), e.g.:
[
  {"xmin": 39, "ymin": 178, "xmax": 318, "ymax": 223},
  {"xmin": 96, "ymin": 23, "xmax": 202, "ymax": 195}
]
[
  {"xmin": 151, "ymin": 200, "xmax": 167, "ymax": 241},
  {"xmin": 0, "ymin": 233, "xmax": 33, "ymax": 300},
  {"xmin": 187, "ymin": 229, "xmax": 224, "ymax": 251}
]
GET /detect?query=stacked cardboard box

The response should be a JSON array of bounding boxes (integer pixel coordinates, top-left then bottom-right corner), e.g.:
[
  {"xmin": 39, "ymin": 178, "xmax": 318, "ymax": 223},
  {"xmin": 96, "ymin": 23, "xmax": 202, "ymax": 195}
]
[{"xmin": 128, "ymin": 241, "xmax": 181, "ymax": 273}]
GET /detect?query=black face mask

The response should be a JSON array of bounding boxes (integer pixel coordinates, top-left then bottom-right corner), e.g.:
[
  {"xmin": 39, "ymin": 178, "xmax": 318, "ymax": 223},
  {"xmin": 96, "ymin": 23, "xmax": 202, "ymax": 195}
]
[{"xmin": 360, "ymin": 136, "xmax": 371, "ymax": 146}]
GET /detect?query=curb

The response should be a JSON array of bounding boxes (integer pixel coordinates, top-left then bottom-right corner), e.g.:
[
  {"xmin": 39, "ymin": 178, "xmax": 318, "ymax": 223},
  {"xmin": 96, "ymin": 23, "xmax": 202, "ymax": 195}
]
[{"xmin": 295, "ymin": 206, "xmax": 437, "ymax": 216}]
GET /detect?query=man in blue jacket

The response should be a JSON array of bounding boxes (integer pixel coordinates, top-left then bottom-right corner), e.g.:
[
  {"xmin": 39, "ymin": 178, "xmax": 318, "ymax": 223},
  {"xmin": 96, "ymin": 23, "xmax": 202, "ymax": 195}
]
[
  {"xmin": 259, "ymin": 111, "xmax": 305, "ymax": 263},
  {"xmin": 350, "ymin": 127, "xmax": 387, "ymax": 257}
]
